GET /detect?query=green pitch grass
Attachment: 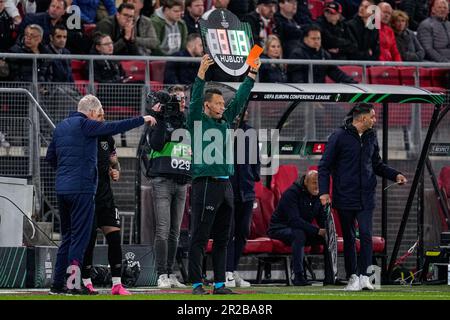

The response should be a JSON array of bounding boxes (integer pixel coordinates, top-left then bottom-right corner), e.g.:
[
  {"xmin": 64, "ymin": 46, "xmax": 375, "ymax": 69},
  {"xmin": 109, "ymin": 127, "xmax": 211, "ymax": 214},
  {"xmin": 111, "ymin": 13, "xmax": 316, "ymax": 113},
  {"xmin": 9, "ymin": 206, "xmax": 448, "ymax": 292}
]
[{"xmin": 1, "ymin": 285, "xmax": 450, "ymax": 300}]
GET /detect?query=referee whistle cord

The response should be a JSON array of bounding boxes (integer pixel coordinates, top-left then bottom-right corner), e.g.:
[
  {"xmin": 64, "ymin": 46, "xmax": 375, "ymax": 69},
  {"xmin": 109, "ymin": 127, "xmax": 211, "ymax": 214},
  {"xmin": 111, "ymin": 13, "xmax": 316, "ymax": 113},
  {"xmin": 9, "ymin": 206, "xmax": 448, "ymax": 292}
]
[{"xmin": 0, "ymin": 194, "xmax": 60, "ymax": 247}]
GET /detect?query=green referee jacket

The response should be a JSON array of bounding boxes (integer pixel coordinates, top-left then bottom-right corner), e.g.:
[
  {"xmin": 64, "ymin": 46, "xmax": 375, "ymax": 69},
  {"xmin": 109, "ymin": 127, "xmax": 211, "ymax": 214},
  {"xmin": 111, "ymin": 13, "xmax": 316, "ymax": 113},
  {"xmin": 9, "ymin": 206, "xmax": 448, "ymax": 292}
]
[{"xmin": 187, "ymin": 76, "xmax": 255, "ymax": 179}]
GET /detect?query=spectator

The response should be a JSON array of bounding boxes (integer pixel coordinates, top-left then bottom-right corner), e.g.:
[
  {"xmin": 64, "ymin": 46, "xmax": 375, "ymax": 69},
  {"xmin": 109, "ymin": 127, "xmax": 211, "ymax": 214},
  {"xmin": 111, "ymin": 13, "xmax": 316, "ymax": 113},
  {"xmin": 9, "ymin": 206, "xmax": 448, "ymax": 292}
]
[
  {"xmin": 95, "ymin": 3, "xmax": 139, "ymax": 55},
  {"xmin": 274, "ymin": 0, "xmax": 303, "ymax": 58},
  {"xmin": 346, "ymin": 0, "xmax": 380, "ymax": 60},
  {"xmin": 46, "ymin": 25, "xmax": 73, "ymax": 82},
  {"xmin": 294, "ymin": 0, "xmax": 312, "ymax": 25},
  {"xmin": 9, "ymin": 24, "xmax": 51, "ymax": 82},
  {"xmin": 124, "ymin": 0, "xmax": 159, "ymax": 55},
  {"xmin": 316, "ymin": 1, "xmax": 357, "ymax": 60},
  {"xmin": 398, "ymin": 0, "xmax": 428, "ymax": 31},
  {"xmin": 0, "ymin": 0, "xmax": 16, "ymax": 52},
  {"xmin": 164, "ymin": 33, "xmax": 203, "ymax": 85},
  {"xmin": 72, "ymin": 0, "xmax": 117, "ymax": 24},
  {"xmin": 242, "ymin": 0, "xmax": 277, "ymax": 47},
  {"xmin": 202, "ymin": 0, "xmax": 230, "ymax": 19},
  {"xmin": 89, "ymin": 33, "xmax": 128, "ymax": 83},
  {"xmin": 287, "ymin": 25, "xmax": 357, "ymax": 83},
  {"xmin": 417, "ymin": 0, "xmax": 450, "ymax": 62},
  {"xmin": 183, "ymin": 0, "xmax": 204, "ymax": 34},
  {"xmin": 378, "ymin": 2, "xmax": 402, "ymax": 61},
  {"xmin": 268, "ymin": 170, "xmax": 332, "ymax": 286},
  {"xmin": 259, "ymin": 34, "xmax": 287, "ymax": 83},
  {"xmin": 5, "ymin": 0, "xmax": 36, "ymax": 25},
  {"xmin": 391, "ymin": 10, "xmax": 425, "ymax": 61},
  {"xmin": 151, "ymin": 0, "xmax": 187, "ymax": 56},
  {"xmin": 18, "ymin": 0, "xmax": 66, "ymax": 43}
]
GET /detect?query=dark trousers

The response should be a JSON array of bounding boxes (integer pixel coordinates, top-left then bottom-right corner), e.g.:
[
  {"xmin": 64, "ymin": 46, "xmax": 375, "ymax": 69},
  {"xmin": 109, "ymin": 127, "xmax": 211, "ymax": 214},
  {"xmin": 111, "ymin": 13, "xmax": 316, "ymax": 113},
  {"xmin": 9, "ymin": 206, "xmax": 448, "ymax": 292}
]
[
  {"xmin": 188, "ymin": 177, "xmax": 234, "ymax": 284},
  {"xmin": 338, "ymin": 207, "xmax": 373, "ymax": 277},
  {"xmin": 226, "ymin": 200, "xmax": 253, "ymax": 272},
  {"xmin": 269, "ymin": 227, "xmax": 329, "ymax": 276},
  {"xmin": 53, "ymin": 193, "xmax": 95, "ymax": 288}
]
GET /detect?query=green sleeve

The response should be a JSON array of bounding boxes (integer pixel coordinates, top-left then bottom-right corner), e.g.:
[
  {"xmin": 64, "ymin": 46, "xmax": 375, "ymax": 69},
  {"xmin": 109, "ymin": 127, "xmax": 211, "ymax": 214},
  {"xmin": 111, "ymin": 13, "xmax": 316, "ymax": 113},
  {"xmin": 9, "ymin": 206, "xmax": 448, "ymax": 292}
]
[
  {"xmin": 224, "ymin": 76, "xmax": 255, "ymax": 121},
  {"xmin": 187, "ymin": 77, "xmax": 205, "ymax": 128}
]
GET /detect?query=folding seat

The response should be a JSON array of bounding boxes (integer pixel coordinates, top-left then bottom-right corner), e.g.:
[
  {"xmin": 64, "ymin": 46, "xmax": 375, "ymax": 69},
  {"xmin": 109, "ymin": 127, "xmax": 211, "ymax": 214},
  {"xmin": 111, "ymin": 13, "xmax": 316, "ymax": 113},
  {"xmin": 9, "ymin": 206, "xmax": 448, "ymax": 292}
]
[
  {"xmin": 150, "ymin": 60, "xmax": 166, "ymax": 83},
  {"xmin": 368, "ymin": 66, "xmax": 401, "ymax": 85},
  {"xmin": 340, "ymin": 65, "xmax": 364, "ymax": 83},
  {"xmin": 121, "ymin": 60, "xmax": 147, "ymax": 82}
]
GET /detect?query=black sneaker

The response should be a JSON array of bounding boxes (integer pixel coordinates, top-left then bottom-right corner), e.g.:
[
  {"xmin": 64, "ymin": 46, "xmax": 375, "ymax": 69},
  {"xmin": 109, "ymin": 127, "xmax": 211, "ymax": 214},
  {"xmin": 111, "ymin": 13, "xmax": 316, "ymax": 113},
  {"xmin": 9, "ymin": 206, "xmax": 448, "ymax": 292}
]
[
  {"xmin": 213, "ymin": 286, "xmax": 238, "ymax": 294},
  {"xmin": 192, "ymin": 286, "xmax": 210, "ymax": 295},
  {"xmin": 293, "ymin": 274, "xmax": 312, "ymax": 286},
  {"xmin": 48, "ymin": 286, "xmax": 67, "ymax": 295}
]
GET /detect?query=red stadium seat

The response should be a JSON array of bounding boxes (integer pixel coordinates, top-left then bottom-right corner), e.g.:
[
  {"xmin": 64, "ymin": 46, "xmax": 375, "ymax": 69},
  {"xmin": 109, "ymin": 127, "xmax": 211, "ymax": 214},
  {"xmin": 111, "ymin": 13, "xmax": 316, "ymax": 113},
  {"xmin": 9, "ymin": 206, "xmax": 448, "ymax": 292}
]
[
  {"xmin": 270, "ymin": 164, "xmax": 298, "ymax": 204},
  {"xmin": 419, "ymin": 67, "xmax": 433, "ymax": 87},
  {"xmin": 431, "ymin": 68, "xmax": 449, "ymax": 88},
  {"xmin": 150, "ymin": 60, "xmax": 166, "ymax": 83},
  {"xmin": 308, "ymin": 0, "xmax": 325, "ymax": 20},
  {"xmin": 368, "ymin": 66, "xmax": 401, "ymax": 85},
  {"xmin": 121, "ymin": 60, "xmax": 147, "ymax": 82},
  {"xmin": 82, "ymin": 23, "xmax": 96, "ymax": 38},
  {"xmin": 398, "ymin": 66, "xmax": 417, "ymax": 86},
  {"xmin": 340, "ymin": 65, "xmax": 364, "ymax": 83},
  {"xmin": 71, "ymin": 60, "xmax": 87, "ymax": 81}
]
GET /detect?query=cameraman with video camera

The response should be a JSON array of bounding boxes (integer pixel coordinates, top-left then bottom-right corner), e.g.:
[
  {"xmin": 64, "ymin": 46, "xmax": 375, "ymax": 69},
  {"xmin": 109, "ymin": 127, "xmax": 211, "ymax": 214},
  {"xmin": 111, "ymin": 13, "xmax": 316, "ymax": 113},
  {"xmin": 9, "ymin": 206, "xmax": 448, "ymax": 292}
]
[{"xmin": 143, "ymin": 85, "xmax": 191, "ymax": 288}]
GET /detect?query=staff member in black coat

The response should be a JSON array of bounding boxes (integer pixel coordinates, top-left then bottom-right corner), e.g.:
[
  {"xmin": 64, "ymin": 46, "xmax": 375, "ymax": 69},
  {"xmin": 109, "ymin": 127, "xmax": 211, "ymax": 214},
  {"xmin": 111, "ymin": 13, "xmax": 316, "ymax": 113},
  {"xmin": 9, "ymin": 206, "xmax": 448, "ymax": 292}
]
[
  {"xmin": 318, "ymin": 103, "xmax": 407, "ymax": 291},
  {"xmin": 287, "ymin": 25, "xmax": 357, "ymax": 83},
  {"xmin": 268, "ymin": 170, "xmax": 332, "ymax": 286}
]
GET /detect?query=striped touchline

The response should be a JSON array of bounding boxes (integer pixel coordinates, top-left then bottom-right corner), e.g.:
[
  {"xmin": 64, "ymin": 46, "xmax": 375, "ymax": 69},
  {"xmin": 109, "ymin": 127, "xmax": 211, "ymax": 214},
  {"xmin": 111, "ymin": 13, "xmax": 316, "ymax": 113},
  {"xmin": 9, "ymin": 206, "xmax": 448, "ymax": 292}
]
[{"xmin": 0, "ymin": 249, "xmax": 13, "ymax": 287}]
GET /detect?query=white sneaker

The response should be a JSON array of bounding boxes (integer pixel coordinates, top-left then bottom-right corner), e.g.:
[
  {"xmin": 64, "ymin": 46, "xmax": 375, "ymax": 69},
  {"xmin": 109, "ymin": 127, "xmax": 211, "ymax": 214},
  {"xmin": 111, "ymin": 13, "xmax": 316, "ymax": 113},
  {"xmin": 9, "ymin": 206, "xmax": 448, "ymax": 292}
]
[
  {"xmin": 344, "ymin": 274, "xmax": 361, "ymax": 291},
  {"xmin": 157, "ymin": 274, "xmax": 171, "ymax": 288},
  {"xmin": 169, "ymin": 274, "xmax": 186, "ymax": 288},
  {"xmin": 359, "ymin": 275, "xmax": 375, "ymax": 290},
  {"xmin": 225, "ymin": 271, "xmax": 236, "ymax": 288},
  {"xmin": 233, "ymin": 271, "xmax": 251, "ymax": 287}
]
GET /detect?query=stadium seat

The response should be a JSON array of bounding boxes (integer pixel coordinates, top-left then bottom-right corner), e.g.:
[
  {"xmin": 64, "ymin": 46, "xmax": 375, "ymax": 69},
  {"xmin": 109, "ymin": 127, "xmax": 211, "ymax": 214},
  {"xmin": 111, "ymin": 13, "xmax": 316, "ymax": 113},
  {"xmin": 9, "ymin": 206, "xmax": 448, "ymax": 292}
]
[
  {"xmin": 82, "ymin": 23, "xmax": 96, "ymax": 38},
  {"xmin": 418, "ymin": 67, "xmax": 433, "ymax": 87},
  {"xmin": 368, "ymin": 66, "xmax": 401, "ymax": 85},
  {"xmin": 438, "ymin": 166, "xmax": 450, "ymax": 231},
  {"xmin": 121, "ymin": 60, "xmax": 147, "ymax": 82},
  {"xmin": 308, "ymin": 0, "xmax": 325, "ymax": 20},
  {"xmin": 270, "ymin": 164, "xmax": 298, "ymax": 204},
  {"xmin": 71, "ymin": 60, "xmax": 87, "ymax": 81},
  {"xmin": 340, "ymin": 65, "xmax": 364, "ymax": 83},
  {"xmin": 431, "ymin": 68, "xmax": 449, "ymax": 88},
  {"xmin": 150, "ymin": 61, "xmax": 166, "ymax": 83},
  {"xmin": 398, "ymin": 66, "xmax": 417, "ymax": 86}
]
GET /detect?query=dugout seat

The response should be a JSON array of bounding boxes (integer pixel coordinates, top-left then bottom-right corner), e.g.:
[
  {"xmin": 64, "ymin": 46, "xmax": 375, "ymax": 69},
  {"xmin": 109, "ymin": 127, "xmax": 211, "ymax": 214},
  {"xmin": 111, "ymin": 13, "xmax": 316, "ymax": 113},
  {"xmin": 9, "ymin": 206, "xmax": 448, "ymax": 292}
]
[
  {"xmin": 308, "ymin": 0, "xmax": 325, "ymax": 20},
  {"xmin": 71, "ymin": 60, "xmax": 87, "ymax": 81},
  {"xmin": 270, "ymin": 164, "xmax": 298, "ymax": 204}
]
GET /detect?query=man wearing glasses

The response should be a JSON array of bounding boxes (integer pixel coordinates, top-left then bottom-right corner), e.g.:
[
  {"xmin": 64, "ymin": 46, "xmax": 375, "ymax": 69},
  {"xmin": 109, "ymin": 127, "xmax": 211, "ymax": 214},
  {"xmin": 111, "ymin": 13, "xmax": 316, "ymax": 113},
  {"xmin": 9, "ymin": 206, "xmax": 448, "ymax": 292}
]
[{"xmin": 95, "ymin": 2, "xmax": 138, "ymax": 55}]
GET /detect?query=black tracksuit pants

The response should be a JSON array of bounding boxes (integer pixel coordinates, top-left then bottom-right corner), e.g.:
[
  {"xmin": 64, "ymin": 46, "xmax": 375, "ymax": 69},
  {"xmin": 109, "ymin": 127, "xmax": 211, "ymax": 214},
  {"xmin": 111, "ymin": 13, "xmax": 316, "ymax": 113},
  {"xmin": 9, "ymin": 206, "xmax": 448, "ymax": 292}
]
[{"xmin": 188, "ymin": 177, "xmax": 234, "ymax": 284}]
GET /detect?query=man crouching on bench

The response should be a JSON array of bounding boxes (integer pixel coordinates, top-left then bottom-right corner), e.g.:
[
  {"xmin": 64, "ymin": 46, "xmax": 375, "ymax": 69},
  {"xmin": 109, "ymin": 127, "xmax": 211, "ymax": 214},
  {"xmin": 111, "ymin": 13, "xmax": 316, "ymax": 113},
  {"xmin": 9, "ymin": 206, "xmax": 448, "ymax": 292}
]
[{"xmin": 267, "ymin": 170, "xmax": 333, "ymax": 286}]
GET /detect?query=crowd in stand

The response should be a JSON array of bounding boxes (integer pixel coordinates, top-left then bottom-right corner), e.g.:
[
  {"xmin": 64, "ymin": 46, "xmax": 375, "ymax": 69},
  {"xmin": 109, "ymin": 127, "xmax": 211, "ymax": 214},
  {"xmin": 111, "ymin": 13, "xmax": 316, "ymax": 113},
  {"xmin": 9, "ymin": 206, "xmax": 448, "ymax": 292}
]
[{"xmin": 0, "ymin": 0, "xmax": 449, "ymax": 84}]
